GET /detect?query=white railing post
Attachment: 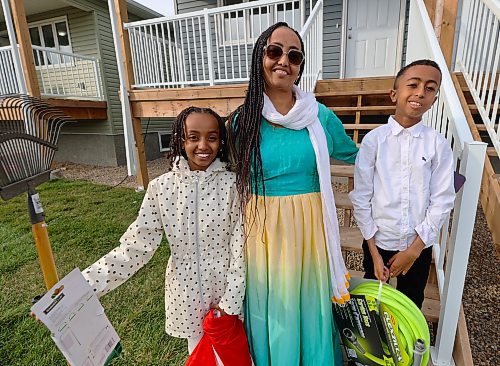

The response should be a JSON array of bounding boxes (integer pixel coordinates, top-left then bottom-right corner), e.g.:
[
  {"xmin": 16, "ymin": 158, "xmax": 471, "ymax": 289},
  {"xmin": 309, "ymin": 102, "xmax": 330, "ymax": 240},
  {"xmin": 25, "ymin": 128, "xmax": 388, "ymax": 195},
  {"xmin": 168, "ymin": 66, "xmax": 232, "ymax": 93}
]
[
  {"xmin": 107, "ymin": 0, "xmax": 137, "ymax": 177},
  {"xmin": 432, "ymin": 141, "xmax": 487, "ymax": 366},
  {"xmin": 318, "ymin": 1, "xmax": 323, "ymax": 81},
  {"xmin": 204, "ymin": 9, "xmax": 215, "ymax": 86},
  {"xmin": 454, "ymin": 0, "xmax": 472, "ymax": 71},
  {"xmin": 0, "ymin": 0, "xmax": 25, "ymax": 94},
  {"xmin": 93, "ymin": 59, "xmax": 102, "ymax": 100}
]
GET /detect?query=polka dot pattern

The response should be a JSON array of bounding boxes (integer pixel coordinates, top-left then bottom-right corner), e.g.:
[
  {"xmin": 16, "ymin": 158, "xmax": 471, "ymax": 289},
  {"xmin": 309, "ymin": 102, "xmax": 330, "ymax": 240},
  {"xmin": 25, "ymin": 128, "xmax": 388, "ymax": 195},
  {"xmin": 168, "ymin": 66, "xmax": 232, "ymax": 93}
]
[{"xmin": 82, "ymin": 158, "xmax": 245, "ymax": 338}]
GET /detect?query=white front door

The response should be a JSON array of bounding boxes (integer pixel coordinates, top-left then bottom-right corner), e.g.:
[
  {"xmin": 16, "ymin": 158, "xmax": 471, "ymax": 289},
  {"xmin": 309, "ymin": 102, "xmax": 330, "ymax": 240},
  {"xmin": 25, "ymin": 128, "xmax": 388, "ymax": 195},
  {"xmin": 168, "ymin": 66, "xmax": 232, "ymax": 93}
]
[{"xmin": 345, "ymin": 0, "xmax": 403, "ymax": 78}]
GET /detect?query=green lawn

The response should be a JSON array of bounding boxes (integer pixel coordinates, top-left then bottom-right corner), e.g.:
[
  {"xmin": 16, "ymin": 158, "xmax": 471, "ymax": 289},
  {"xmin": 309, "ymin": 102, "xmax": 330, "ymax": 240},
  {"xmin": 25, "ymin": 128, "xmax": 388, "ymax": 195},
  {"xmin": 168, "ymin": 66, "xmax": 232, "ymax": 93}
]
[{"xmin": 0, "ymin": 179, "xmax": 187, "ymax": 366}]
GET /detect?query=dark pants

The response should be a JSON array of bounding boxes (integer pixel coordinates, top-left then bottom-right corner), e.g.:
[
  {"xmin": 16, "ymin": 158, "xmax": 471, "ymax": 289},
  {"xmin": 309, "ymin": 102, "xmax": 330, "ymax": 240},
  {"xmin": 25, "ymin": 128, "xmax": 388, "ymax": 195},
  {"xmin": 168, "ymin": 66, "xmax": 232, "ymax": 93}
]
[{"xmin": 362, "ymin": 240, "xmax": 433, "ymax": 308}]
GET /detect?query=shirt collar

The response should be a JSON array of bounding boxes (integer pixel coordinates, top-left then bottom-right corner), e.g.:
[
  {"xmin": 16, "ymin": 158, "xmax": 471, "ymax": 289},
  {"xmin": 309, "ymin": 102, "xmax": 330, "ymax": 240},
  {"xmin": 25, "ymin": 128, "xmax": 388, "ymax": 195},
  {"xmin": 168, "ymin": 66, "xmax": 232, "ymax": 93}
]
[{"xmin": 388, "ymin": 116, "xmax": 424, "ymax": 138}]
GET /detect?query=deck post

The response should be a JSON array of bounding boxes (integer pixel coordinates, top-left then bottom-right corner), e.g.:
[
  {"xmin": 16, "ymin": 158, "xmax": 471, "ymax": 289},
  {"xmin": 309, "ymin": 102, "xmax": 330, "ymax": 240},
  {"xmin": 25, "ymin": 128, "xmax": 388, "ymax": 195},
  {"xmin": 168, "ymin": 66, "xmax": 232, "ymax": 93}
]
[
  {"xmin": 109, "ymin": 0, "xmax": 149, "ymax": 189},
  {"xmin": 432, "ymin": 141, "xmax": 486, "ymax": 365},
  {"xmin": 439, "ymin": 0, "xmax": 459, "ymax": 68},
  {"xmin": 9, "ymin": 0, "xmax": 40, "ymax": 97},
  {"xmin": 424, "ymin": 0, "xmax": 459, "ymax": 68},
  {"xmin": 0, "ymin": 0, "xmax": 26, "ymax": 94}
]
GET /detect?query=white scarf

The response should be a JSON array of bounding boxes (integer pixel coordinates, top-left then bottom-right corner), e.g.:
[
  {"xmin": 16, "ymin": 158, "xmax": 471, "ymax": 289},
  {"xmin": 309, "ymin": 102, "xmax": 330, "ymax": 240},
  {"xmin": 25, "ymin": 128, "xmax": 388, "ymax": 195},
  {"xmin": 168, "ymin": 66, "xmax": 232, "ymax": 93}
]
[{"xmin": 262, "ymin": 85, "xmax": 350, "ymax": 303}]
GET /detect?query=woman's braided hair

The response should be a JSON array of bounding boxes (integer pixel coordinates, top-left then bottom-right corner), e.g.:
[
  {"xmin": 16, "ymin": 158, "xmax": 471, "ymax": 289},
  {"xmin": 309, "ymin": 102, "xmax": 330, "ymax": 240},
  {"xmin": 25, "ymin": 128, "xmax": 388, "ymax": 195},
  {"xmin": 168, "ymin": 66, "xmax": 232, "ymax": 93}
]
[
  {"xmin": 168, "ymin": 106, "xmax": 228, "ymax": 169},
  {"xmin": 227, "ymin": 22, "xmax": 305, "ymax": 216}
]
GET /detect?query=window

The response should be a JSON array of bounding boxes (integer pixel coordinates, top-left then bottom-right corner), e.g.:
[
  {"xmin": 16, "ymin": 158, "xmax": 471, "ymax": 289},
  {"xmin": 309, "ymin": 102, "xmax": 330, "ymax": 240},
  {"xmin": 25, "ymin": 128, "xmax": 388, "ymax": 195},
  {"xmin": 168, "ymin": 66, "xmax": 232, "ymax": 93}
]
[
  {"xmin": 28, "ymin": 17, "xmax": 72, "ymax": 66},
  {"xmin": 158, "ymin": 132, "xmax": 172, "ymax": 152},
  {"xmin": 217, "ymin": 0, "xmax": 301, "ymax": 45}
]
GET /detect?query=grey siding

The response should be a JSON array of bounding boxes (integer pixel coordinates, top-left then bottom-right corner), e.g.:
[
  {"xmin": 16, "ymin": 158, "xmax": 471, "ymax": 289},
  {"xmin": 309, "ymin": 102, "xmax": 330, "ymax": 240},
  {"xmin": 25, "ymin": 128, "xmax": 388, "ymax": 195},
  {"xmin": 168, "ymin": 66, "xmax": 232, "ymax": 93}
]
[
  {"xmin": 322, "ymin": 0, "xmax": 343, "ymax": 79},
  {"xmin": 177, "ymin": 0, "xmax": 218, "ymax": 14}
]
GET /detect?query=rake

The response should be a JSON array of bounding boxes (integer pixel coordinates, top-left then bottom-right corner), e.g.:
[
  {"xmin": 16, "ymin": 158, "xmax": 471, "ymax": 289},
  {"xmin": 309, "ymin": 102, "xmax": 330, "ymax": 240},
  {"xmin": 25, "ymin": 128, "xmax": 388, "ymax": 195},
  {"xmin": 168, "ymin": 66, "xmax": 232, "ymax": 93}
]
[{"xmin": 0, "ymin": 94, "xmax": 75, "ymax": 290}]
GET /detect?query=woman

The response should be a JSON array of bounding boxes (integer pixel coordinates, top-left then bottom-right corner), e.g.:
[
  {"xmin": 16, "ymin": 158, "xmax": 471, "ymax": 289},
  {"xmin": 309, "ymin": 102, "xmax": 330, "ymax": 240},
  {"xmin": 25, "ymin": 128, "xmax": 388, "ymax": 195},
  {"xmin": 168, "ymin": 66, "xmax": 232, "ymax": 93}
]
[{"xmin": 228, "ymin": 23, "xmax": 358, "ymax": 365}]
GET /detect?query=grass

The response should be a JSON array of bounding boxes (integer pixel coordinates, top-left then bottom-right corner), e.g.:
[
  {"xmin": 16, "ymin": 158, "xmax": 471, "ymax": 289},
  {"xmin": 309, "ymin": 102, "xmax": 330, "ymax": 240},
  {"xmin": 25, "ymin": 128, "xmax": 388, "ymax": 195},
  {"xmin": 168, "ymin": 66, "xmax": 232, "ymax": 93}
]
[{"xmin": 0, "ymin": 179, "xmax": 187, "ymax": 366}]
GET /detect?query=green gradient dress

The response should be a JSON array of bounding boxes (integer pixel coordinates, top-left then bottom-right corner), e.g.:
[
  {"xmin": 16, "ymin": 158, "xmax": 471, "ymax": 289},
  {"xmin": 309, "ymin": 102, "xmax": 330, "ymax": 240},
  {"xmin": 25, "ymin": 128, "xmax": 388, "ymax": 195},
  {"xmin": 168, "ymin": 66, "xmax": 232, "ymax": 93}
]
[{"xmin": 244, "ymin": 103, "xmax": 358, "ymax": 366}]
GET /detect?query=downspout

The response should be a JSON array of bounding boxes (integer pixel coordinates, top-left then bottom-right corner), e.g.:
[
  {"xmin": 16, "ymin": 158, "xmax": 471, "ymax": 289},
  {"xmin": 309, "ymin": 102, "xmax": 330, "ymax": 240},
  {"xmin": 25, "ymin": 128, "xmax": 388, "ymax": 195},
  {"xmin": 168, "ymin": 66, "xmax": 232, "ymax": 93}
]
[
  {"xmin": 0, "ymin": 0, "xmax": 27, "ymax": 94},
  {"xmin": 107, "ymin": 0, "xmax": 137, "ymax": 176}
]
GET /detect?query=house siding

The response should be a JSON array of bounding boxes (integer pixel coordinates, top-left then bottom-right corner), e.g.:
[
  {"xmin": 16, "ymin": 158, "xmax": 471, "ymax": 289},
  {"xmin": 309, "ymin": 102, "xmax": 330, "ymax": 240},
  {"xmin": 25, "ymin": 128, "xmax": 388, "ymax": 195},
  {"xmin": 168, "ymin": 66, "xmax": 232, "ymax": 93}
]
[
  {"xmin": 322, "ymin": 0, "xmax": 343, "ymax": 79},
  {"xmin": 177, "ymin": 0, "xmax": 218, "ymax": 14}
]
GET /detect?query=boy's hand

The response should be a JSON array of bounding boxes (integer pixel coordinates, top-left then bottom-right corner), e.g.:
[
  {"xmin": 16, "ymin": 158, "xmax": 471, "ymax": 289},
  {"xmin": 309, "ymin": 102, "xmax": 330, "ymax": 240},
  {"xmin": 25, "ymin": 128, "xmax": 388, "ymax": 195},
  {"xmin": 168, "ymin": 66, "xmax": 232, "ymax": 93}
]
[
  {"xmin": 388, "ymin": 236, "xmax": 425, "ymax": 276},
  {"xmin": 373, "ymin": 253, "xmax": 390, "ymax": 281},
  {"xmin": 367, "ymin": 237, "xmax": 389, "ymax": 281}
]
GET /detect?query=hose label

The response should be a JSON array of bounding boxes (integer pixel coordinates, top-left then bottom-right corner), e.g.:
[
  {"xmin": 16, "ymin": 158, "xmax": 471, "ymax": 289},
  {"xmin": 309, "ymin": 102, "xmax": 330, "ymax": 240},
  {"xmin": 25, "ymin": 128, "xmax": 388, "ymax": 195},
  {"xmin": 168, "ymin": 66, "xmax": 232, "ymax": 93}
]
[{"xmin": 333, "ymin": 292, "xmax": 412, "ymax": 366}]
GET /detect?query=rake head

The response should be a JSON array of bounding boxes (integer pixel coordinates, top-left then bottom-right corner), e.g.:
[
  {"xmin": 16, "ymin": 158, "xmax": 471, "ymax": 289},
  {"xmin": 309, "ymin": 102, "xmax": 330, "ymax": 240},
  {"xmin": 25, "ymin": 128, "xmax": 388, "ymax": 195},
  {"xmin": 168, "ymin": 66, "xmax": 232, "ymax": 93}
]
[{"xmin": 0, "ymin": 95, "xmax": 75, "ymax": 200}]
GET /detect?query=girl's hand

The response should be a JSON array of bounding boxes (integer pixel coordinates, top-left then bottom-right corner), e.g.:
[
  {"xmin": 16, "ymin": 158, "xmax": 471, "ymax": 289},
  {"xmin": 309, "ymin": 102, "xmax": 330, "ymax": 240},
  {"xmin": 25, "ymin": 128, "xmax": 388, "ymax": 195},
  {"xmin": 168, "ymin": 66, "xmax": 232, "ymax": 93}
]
[{"xmin": 211, "ymin": 306, "xmax": 227, "ymax": 317}]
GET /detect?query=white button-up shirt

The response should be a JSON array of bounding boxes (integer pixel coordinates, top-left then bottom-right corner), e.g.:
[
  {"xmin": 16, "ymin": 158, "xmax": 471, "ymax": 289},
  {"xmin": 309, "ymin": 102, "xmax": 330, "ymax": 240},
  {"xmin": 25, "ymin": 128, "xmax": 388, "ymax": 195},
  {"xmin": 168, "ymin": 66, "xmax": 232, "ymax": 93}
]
[{"xmin": 349, "ymin": 116, "xmax": 456, "ymax": 251}]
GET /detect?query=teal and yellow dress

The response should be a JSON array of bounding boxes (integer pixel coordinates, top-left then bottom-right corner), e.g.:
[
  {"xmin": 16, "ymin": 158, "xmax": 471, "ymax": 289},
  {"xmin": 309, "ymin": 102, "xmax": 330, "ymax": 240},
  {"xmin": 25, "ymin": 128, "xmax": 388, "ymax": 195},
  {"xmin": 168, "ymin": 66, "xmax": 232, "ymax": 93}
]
[{"xmin": 244, "ymin": 103, "xmax": 358, "ymax": 366}]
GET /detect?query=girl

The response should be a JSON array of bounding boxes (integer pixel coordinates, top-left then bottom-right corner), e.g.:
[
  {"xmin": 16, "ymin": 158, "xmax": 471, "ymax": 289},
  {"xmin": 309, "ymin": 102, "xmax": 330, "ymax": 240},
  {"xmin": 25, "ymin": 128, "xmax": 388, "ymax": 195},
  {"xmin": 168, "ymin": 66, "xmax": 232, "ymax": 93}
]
[
  {"xmin": 228, "ymin": 23, "xmax": 358, "ymax": 365},
  {"xmin": 82, "ymin": 107, "xmax": 245, "ymax": 356}
]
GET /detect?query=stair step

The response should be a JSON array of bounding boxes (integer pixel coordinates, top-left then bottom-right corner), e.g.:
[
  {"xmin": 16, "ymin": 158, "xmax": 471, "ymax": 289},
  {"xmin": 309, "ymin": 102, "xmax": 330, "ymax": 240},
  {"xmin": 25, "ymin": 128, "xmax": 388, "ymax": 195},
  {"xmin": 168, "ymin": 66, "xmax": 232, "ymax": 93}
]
[
  {"xmin": 331, "ymin": 164, "xmax": 355, "ymax": 178},
  {"xmin": 315, "ymin": 77, "xmax": 395, "ymax": 94},
  {"xmin": 329, "ymin": 105, "xmax": 395, "ymax": 115},
  {"xmin": 487, "ymin": 147, "xmax": 498, "ymax": 157},
  {"xmin": 334, "ymin": 191, "xmax": 353, "ymax": 209},
  {"xmin": 342, "ymin": 123, "xmax": 385, "ymax": 130},
  {"xmin": 340, "ymin": 226, "xmax": 364, "ymax": 253}
]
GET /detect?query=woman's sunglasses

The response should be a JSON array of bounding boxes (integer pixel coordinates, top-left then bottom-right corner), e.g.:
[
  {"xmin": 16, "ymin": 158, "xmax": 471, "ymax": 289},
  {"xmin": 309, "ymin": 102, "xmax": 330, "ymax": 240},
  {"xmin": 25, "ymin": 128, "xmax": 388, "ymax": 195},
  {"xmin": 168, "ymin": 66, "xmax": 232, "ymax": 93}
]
[{"xmin": 263, "ymin": 44, "xmax": 305, "ymax": 66}]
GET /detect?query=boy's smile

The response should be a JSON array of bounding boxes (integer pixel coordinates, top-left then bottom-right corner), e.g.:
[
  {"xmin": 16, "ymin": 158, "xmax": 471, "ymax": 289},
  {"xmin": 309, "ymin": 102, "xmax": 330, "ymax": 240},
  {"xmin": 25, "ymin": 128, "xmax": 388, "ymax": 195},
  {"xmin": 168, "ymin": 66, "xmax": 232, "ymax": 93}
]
[{"xmin": 390, "ymin": 64, "xmax": 441, "ymax": 128}]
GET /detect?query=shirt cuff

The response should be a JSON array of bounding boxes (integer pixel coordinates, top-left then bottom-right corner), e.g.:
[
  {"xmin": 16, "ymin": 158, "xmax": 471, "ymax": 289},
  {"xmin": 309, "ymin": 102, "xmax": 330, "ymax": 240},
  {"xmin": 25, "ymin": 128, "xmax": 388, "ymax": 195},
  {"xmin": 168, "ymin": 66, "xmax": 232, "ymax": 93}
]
[
  {"xmin": 414, "ymin": 222, "xmax": 437, "ymax": 248},
  {"xmin": 359, "ymin": 222, "xmax": 378, "ymax": 241}
]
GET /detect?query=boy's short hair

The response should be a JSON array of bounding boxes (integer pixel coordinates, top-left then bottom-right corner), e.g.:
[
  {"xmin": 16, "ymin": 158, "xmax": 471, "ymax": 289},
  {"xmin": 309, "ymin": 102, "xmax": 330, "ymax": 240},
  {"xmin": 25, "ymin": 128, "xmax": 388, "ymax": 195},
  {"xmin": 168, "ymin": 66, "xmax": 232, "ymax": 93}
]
[{"xmin": 394, "ymin": 59, "xmax": 442, "ymax": 88}]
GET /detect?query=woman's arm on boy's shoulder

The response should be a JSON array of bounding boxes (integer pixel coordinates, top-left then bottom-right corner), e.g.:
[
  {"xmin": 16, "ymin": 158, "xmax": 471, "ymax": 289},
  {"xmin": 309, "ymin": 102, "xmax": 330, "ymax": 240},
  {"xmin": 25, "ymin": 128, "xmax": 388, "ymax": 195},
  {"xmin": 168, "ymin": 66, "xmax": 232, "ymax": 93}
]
[
  {"xmin": 349, "ymin": 133, "xmax": 378, "ymax": 241},
  {"xmin": 217, "ymin": 191, "xmax": 245, "ymax": 316},
  {"xmin": 320, "ymin": 105, "xmax": 358, "ymax": 164},
  {"xmin": 82, "ymin": 179, "xmax": 165, "ymax": 298},
  {"xmin": 414, "ymin": 136, "xmax": 455, "ymax": 248}
]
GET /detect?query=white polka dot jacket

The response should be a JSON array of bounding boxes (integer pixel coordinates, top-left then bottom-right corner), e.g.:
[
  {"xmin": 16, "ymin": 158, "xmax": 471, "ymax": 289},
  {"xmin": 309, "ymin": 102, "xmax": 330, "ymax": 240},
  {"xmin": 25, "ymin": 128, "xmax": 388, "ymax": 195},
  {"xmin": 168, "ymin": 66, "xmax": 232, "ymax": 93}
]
[{"xmin": 82, "ymin": 158, "xmax": 245, "ymax": 338}]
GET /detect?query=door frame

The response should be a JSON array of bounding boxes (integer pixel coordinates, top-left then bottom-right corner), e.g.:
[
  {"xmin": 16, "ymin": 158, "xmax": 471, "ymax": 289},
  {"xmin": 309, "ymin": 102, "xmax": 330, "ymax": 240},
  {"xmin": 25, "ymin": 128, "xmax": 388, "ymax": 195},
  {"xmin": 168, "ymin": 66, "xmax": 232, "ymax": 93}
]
[{"xmin": 339, "ymin": 0, "xmax": 407, "ymax": 78}]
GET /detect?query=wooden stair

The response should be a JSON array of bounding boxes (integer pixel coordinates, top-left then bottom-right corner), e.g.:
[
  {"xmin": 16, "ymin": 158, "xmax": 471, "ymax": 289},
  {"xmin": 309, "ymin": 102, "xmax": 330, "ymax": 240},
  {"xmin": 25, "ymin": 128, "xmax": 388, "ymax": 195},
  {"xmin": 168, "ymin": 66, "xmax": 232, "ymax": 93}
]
[{"xmin": 315, "ymin": 77, "xmax": 395, "ymax": 143}]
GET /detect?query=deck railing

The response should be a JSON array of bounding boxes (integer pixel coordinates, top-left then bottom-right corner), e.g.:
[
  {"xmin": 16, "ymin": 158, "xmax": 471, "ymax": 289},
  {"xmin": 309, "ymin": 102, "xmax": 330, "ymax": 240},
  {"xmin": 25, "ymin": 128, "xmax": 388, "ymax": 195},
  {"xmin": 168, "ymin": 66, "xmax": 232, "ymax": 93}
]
[
  {"xmin": 125, "ymin": 0, "xmax": 310, "ymax": 88},
  {"xmin": 455, "ymin": 0, "xmax": 500, "ymax": 156},
  {"xmin": 0, "ymin": 46, "xmax": 20, "ymax": 95},
  {"xmin": 408, "ymin": 1, "xmax": 487, "ymax": 365},
  {"xmin": 298, "ymin": 0, "xmax": 322, "ymax": 92},
  {"xmin": 31, "ymin": 46, "xmax": 103, "ymax": 100}
]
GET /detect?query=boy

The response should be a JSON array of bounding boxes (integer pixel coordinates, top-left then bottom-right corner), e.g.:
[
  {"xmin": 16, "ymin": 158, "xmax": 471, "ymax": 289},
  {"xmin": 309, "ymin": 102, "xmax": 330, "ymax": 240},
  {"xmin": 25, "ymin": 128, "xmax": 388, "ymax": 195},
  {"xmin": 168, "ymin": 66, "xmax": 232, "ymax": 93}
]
[{"xmin": 349, "ymin": 59, "xmax": 456, "ymax": 308}]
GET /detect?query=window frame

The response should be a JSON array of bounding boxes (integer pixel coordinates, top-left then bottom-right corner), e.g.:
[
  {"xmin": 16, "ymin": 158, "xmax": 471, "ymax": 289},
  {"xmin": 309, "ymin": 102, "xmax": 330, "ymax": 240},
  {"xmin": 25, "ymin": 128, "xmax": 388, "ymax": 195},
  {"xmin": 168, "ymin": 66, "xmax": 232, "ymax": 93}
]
[
  {"xmin": 158, "ymin": 132, "xmax": 172, "ymax": 152},
  {"xmin": 28, "ymin": 16, "xmax": 73, "ymax": 68}
]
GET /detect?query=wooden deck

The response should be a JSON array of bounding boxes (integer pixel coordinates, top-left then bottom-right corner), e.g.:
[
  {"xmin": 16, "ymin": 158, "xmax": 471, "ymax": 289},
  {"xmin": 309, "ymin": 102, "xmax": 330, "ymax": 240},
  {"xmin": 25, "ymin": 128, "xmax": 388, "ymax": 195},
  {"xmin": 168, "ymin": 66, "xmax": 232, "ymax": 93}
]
[{"xmin": 44, "ymin": 98, "xmax": 108, "ymax": 121}]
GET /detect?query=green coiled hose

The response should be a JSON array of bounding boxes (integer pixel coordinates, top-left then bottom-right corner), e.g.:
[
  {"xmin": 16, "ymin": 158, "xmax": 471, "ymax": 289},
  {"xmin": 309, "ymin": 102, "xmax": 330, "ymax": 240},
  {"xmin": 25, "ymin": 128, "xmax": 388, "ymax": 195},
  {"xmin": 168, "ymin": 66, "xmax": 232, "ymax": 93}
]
[{"xmin": 350, "ymin": 282, "xmax": 430, "ymax": 366}]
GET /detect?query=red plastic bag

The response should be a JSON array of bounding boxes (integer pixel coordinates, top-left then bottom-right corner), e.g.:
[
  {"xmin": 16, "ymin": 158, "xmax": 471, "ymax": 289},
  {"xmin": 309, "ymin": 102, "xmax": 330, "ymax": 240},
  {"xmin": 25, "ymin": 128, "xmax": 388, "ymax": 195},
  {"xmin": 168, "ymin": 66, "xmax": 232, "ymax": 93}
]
[{"xmin": 185, "ymin": 309, "xmax": 252, "ymax": 366}]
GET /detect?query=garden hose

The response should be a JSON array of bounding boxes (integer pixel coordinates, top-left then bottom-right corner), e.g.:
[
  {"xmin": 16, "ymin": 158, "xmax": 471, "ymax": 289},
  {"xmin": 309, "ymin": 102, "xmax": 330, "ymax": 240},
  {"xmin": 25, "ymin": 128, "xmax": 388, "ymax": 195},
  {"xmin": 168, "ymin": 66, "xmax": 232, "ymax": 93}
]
[
  {"xmin": 350, "ymin": 282, "xmax": 430, "ymax": 366},
  {"xmin": 342, "ymin": 328, "xmax": 386, "ymax": 365}
]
